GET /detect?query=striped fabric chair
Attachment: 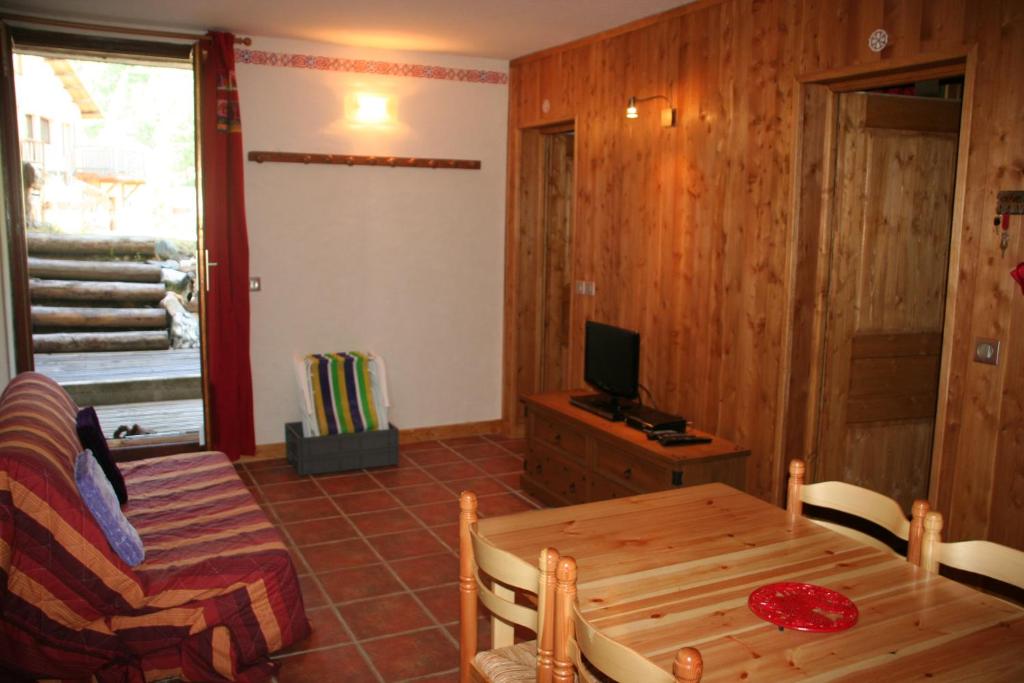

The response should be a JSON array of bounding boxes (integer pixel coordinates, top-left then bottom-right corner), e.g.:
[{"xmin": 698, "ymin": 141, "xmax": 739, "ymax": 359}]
[{"xmin": 0, "ymin": 372, "xmax": 309, "ymax": 681}]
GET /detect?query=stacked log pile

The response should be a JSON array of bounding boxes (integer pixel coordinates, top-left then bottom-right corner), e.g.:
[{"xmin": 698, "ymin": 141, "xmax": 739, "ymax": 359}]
[{"xmin": 28, "ymin": 232, "xmax": 199, "ymax": 352}]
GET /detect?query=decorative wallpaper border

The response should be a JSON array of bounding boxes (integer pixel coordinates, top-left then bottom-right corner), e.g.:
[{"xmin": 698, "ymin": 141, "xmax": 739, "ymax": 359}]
[{"xmin": 235, "ymin": 48, "xmax": 508, "ymax": 85}]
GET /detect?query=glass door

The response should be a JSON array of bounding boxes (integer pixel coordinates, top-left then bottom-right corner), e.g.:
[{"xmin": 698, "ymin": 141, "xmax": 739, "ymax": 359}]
[{"xmin": 10, "ymin": 39, "xmax": 205, "ymax": 447}]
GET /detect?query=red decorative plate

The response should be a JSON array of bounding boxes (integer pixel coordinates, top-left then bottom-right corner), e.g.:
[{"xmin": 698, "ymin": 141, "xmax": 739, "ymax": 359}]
[{"xmin": 748, "ymin": 582, "xmax": 858, "ymax": 632}]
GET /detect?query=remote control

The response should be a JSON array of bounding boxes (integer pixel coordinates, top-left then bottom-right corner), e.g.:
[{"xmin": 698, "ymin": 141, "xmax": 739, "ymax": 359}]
[
  {"xmin": 646, "ymin": 429, "xmax": 683, "ymax": 440},
  {"xmin": 658, "ymin": 434, "xmax": 712, "ymax": 446}
]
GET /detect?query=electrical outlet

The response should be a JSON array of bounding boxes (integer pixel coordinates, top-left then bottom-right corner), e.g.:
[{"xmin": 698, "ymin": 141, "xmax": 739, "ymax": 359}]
[
  {"xmin": 585, "ymin": 281, "xmax": 596, "ymax": 296},
  {"xmin": 249, "ymin": 276, "xmax": 262, "ymax": 292},
  {"xmin": 575, "ymin": 281, "xmax": 586, "ymax": 295}
]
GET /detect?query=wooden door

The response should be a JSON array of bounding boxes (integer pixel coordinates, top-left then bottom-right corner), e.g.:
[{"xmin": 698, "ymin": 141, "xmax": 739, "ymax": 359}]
[
  {"xmin": 510, "ymin": 126, "xmax": 575, "ymax": 434},
  {"xmin": 816, "ymin": 92, "xmax": 960, "ymax": 509},
  {"xmin": 538, "ymin": 131, "xmax": 574, "ymax": 392}
]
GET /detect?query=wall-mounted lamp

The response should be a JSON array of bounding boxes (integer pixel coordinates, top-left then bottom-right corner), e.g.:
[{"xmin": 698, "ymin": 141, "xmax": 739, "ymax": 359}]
[
  {"xmin": 625, "ymin": 95, "xmax": 676, "ymax": 127},
  {"xmin": 345, "ymin": 93, "xmax": 393, "ymax": 125}
]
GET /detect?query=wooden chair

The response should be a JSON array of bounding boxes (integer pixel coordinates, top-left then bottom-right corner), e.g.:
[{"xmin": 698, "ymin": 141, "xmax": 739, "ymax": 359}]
[
  {"xmin": 459, "ymin": 490, "xmax": 559, "ymax": 683},
  {"xmin": 920, "ymin": 511, "xmax": 1024, "ymax": 590},
  {"xmin": 553, "ymin": 555, "xmax": 703, "ymax": 683},
  {"xmin": 787, "ymin": 459, "xmax": 930, "ymax": 563}
]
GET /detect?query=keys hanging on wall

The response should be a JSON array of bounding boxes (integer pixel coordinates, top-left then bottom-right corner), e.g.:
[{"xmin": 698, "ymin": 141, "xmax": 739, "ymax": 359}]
[{"xmin": 995, "ymin": 191, "xmax": 1024, "ymax": 258}]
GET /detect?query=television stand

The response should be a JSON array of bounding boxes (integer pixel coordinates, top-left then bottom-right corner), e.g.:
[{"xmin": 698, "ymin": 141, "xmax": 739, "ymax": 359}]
[
  {"xmin": 522, "ymin": 391, "xmax": 749, "ymax": 506},
  {"xmin": 568, "ymin": 393, "xmax": 631, "ymax": 421}
]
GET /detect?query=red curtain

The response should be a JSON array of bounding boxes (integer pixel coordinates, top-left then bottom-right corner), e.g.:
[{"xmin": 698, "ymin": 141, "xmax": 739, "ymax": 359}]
[{"xmin": 199, "ymin": 32, "xmax": 255, "ymax": 460}]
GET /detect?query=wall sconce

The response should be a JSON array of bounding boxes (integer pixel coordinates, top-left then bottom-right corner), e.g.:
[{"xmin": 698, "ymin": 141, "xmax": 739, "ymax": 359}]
[
  {"xmin": 625, "ymin": 95, "xmax": 676, "ymax": 127},
  {"xmin": 346, "ymin": 93, "xmax": 393, "ymax": 125}
]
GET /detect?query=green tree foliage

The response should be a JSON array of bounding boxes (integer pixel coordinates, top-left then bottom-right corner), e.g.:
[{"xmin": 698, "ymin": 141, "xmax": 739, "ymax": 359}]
[{"xmin": 72, "ymin": 59, "xmax": 195, "ymax": 187}]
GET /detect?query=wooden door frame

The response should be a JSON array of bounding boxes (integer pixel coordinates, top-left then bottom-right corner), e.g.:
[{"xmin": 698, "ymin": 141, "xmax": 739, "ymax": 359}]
[
  {"xmin": 778, "ymin": 47, "xmax": 976, "ymax": 506},
  {"xmin": 193, "ymin": 41, "xmax": 210, "ymax": 448},
  {"xmin": 0, "ymin": 21, "xmax": 32, "ymax": 373},
  {"xmin": 501, "ymin": 119, "xmax": 577, "ymax": 437}
]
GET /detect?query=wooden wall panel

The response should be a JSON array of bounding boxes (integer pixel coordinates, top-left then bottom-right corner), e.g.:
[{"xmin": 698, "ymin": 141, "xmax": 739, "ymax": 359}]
[
  {"xmin": 939, "ymin": 0, "xmax": 1024, "ymax": 542},
  {"xmin": 782, "ymin": 83, "xmax": 835, "ymax": 482},
  {"xmin": 505, "ymin": 0, "xmax": 1024, "ymax": 547}
]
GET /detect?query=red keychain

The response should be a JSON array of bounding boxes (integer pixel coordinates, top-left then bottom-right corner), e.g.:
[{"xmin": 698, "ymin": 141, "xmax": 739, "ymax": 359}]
[{"xmin": 1012, "ymin": 262, "xmax": 1024, "ymax": 294}]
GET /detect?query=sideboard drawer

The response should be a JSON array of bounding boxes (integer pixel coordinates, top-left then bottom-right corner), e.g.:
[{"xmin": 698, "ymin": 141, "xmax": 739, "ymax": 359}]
[
  {"xmin": 532, "ymin": 412, "xmax": 587, "ymax": 462},
  {"xmin": 594, "ymin": 441, "xmax": 670, "ymax": 491},
  {"xmin": 523, "ymin": 446, "xmax": 547, "ymax": 480},
  {"xmin": 536, "ymin": 444, "xmax": 587, "ymax": 505},
  {"xmin": 590, "ymin": 472, "xmax": 640, "ymax": 501}
]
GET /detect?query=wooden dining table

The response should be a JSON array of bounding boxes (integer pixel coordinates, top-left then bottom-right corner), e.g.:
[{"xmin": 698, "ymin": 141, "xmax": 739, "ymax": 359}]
[{"xmin": 476, "ymin": 483, "xmax": 1024, "ymax": 681}]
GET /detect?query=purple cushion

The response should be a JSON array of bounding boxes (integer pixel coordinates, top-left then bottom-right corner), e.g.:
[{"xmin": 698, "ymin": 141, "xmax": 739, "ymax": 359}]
[
  {"xmin": 76, "ymin": 406, "xmax": 127, "ymax": 504},
  {"xmin": 74, "ymin": 449, "xmax": 144, "ymax": 566}
]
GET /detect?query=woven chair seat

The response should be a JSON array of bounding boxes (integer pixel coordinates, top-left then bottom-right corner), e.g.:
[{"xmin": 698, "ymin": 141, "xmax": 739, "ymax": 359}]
[{"xmin": 472, "ymin": 641, "xmax": 538, "ymax": 683}]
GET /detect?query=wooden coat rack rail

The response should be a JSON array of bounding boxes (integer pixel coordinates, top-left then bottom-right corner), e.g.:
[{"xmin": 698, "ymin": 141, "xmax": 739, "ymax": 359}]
[{"xmin": 247, "ymin": 151, "xmax": 481, "ymax": 170}]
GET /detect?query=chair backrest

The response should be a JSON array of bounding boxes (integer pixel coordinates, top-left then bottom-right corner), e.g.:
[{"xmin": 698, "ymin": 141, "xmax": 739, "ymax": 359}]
[
  {"xmin": 553, "ymin": 555, "xmax": 703, "ymax": 683},
  {"xmin": 459, "ymin": 490, "xmax": 559, "ymax": 683},
  {"xmin": 787, "ymin": 459, "xmax": 929, "ymax": 563},
  {"xmin": 920, "ymin": 511, "xmax": 1024, "ymax": 591}
]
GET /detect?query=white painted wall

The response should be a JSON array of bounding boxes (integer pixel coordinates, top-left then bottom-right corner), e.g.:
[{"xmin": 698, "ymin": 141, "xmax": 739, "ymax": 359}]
[{"xmin": 237, "ymin": 37, "xmax": 508, "ymax": 444}]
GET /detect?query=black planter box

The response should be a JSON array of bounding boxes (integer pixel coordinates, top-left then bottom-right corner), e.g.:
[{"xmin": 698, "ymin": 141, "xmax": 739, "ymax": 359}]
[{"xmin": 285, "ymin": 422, "xmax": 399, "ymax": 475}]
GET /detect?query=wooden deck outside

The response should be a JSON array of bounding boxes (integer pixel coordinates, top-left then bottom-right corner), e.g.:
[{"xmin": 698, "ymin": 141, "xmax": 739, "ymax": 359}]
[
  {"xmin": 34, "ymin": 348, "xmax": 200, "ymax": 383},
  {"xmin": 95, "ymin": 399, "xmax": 204, "ymax": 441},
  {"xmin": 34, "ymin": 349, "xmax": 204, "ymax": 440}
]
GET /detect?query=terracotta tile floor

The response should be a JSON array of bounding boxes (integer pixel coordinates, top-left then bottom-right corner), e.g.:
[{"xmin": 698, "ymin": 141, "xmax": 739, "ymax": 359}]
[{"xmin": 236, "ymin": 433, "xmax": 543, "ymax": 683}]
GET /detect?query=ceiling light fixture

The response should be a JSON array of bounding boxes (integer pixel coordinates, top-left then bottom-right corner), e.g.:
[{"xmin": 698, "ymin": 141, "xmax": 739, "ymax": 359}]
[{"xmin": 625, "ymin": 94, "xmax": 676, "ymax": 127}]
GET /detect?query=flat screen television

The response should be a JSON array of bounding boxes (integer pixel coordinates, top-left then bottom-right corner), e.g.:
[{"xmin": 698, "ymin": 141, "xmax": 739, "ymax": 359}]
[{"xmin": 583, "ymin": 320, "xmax": 640, "ymax": 403}]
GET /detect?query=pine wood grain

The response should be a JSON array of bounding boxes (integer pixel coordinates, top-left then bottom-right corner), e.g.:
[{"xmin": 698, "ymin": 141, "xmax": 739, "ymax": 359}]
[
  {"xmin": 539, "ymin": 133, "xmax": 574, "ymax": 393},
  {"xmin": 503, "ymin": 0, "xmax": 1024, "ymax": 550},
  {"xmin": 479, "ymin": 485, "xmax": 1024, "ymax": 681},
  {"xmin": 816, "ymin": 92, "xmax": 957, "ymax": 509}
]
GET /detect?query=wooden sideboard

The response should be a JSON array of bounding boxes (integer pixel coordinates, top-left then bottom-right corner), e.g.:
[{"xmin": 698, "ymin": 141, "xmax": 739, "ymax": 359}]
[{"xmin": 521, "ymin": 391, "xmax": 749, "ymax": 506}]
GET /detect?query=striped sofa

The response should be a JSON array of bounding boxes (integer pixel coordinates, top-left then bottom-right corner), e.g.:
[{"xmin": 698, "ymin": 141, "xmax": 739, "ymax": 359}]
[{"xmin": 0, "ymin": 373, "xmax": 309, "ymax": 682}]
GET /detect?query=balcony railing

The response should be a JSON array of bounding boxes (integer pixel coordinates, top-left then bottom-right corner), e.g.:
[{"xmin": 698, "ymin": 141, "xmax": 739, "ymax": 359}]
[
  {"xmin": 74, "ymin": 146, "xmax": 146, "ymax": 180},
  {"xmin": 22, "ymin": 140, "xmax": 76, "ymax": 174}
]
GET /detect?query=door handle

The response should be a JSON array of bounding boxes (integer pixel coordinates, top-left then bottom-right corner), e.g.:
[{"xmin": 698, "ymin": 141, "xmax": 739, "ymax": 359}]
[{"xmin": 204, "ymin": 249, "xmax": 219, "ymax": 292}]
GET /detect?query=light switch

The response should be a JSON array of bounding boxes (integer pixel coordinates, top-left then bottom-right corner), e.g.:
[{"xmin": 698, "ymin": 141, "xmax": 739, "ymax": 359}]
[
  {"xmin": 249, "ymin": 276, "xmax": 262, "ymax": 292},
  {"xmin": 974, "ymin": 338, "xmax": 1000, "ymax": 365}
]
